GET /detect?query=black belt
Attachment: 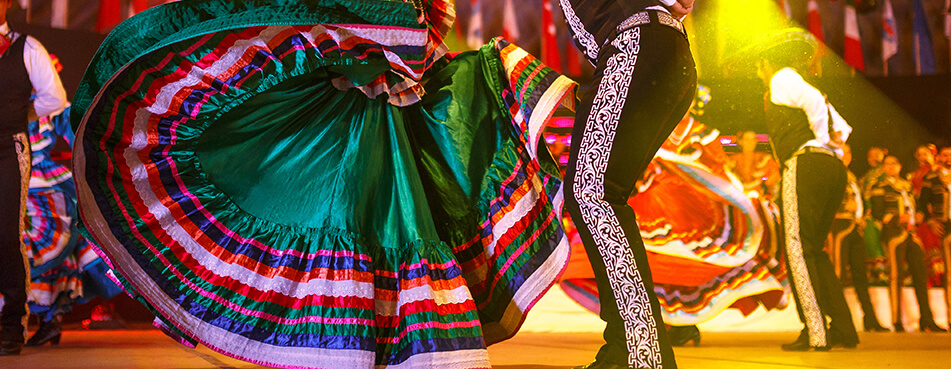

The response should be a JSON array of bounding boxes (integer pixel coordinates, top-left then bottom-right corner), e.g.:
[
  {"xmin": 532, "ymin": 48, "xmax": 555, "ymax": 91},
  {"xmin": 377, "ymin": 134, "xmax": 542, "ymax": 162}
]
[
  {"xmin": 791, "ymin": 145, "xmax": 836, "ymax": 158},
  {"xmin": 604, "ymin": 10, "xmax": 687, "ymax": 48}
]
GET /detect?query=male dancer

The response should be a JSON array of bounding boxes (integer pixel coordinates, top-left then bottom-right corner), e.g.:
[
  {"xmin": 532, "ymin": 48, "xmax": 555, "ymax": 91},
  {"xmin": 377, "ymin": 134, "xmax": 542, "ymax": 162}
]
[
  {"xmin": 753, "ymin": 29, "xmax": 858, "ymax": 351},
  {"xmin": 0, "ymin": 0, "xmax": 67, "ymax": 356},
  {"xmin": 558, "ymin": 1, "xmax": 697, "ymax": 368},
  {"xmin": 829, "ymin": 144, "xmax": 888, "ymax": 332},
  {"xmin": 871, "ymin": 155, "xmax": 946, "ymax": 332},
  {"xmin": 918, "ymin": 145, "xmax": 951, "ymax": 329}
]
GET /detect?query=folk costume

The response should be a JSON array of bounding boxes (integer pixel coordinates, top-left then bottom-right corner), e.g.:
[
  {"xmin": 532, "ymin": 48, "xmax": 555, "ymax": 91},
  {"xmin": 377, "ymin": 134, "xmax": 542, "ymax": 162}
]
[
  {"xmin": 71, "ymin": 1, "xmax": 575, "ymax": 367},
  {"xmin": 918, "ymin": 166, "xmax": 951, "ymax": 327},
  {"xmin": 0, "ymin": 22, "xmax": 67, "ymax": 355},
  {"xmin": 828, "ymin": 169, "xmax": 886, "ymax": 332},
  {"xmin": 871, "ymin": 175, "xmax": 945, "ymax": 332},
  {"xmin": 558, "ymin": 0, "xmax": 698, "ymax": 367},
  {"xmin": 23, "ymin": 108, "xmax": 123, "ymax": 346},
  {"xmin": 734, "ymin": 29, "xmax": 859, "ymax": 350}
]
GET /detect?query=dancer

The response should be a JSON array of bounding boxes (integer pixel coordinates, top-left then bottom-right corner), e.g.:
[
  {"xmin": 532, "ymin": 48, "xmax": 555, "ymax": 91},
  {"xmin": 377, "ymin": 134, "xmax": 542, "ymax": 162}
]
[
  {"xmin": 0, "ymin": 0, "xmax": 67, "ymax": 355},
  {"xmin": 746, "ymin": 28, "xmax": 858, "ymax": 351},
  {"xmin": 870, "ymin": 155, "xmax": 947, "ymax": 332},
  {"xmin": 918, "ymin": 144, "xmax": 951, "ymax": 327},
  {"xmin": 71, "ymin": 1, "xmax": 573, "ymax": 367},
  {"xmin": 828, "ymin": 144, "xmax": 888, "ymax": 332},
  {"xmin": 22, "ymin": 107, "xmax": 123, "ymax": 347},
  {"xmin": 557, "ymin": 0, "xmax": 697, "ymax": 368}
]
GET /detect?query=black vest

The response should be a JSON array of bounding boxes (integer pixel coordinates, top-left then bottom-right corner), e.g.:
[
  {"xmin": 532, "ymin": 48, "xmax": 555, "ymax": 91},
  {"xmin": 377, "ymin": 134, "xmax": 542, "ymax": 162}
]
[
  {"xmin": 765, "ymin": 98, "xmax": 816, "ymax": 164},
  {"xmin": 0, "ymin": 34, "xmax": 32, "ymax": 138}
]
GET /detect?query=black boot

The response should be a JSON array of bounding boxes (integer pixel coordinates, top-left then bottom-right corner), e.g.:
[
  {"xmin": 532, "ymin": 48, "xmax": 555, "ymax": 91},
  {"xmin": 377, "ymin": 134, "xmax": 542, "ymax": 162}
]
[
  {"xmin": 919, "ymin": 319, "xmax": 948, "ymax": 333},
  {"xmin": 668, "ymin": 325, "xmax": 701, "ymax": 347},
  {"xmin": 893, "ymin": 321, "xmax": 905, "ymax": 333},
  {"xmin": 863, "ymin": 315, "xmax": 888, "ymax": 332},
  {"xmin": 781, "ymin": 329, "xmax": 831, "ymax": 351},
  {"xmin": 25, "ymin": 317, "xmax": 62, "ymax": 347}
]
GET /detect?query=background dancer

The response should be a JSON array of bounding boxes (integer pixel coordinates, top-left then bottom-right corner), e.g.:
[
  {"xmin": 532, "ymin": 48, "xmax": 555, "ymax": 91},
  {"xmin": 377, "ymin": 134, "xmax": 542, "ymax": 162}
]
[
  {"xmin": 870, "ymin": 155, "xmax": 947, "ymax": 332},
  {"xmin": 22, "ymin": 107, "xmax": 122, "ymax": 347},
  {"xmin": 918, "ymin": 144, "xmax": 951, "ymax": 327},
  {"xmin": 558, "ymin": 0, "xmax": 698, "ymax": 368},
  {"xmin": 828, "ymin": 144, "xmax": 888, "ymax": 332}
]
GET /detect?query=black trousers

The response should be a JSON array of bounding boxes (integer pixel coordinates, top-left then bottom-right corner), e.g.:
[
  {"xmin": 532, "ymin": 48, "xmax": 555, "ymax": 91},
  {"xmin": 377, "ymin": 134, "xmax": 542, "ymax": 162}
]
[
  {"xmin": 780, "ymin": 152, "xmax": 857, "ymax": 347},
  {"xmin": 882, "ymin": 225, "xmax": 937, "ymax": 327},
  {"xmin": 0, "ymin": 133, "xmax": 30, "ymax": 343},
  {"xmin": 563, "ymin": 12, "xmax": 697, "ymax": 369},
  {"xmin": 830, "ymin": 218, "xmax": 876, "ymax": 322}
]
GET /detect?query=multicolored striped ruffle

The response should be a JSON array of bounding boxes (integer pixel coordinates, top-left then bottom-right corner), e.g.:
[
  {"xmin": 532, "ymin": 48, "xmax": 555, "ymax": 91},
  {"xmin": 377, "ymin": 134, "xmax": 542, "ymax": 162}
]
[
  {"xmin": 24, "ymin": 109, "xmax": 121, "ymax": 320},
  {"xmin": 24, "ymin": 186, "xmax": 77, "ymax": 273},
  {"xmin": 28, "ymin": 108, "xmax": 74, "ymax": 188},
  {"xmin": 72, "ymin": 7, "xmax": 570, "ymax": 365},
  {"xmin": 70, "ymin": 0, "xmax": 457, "ymax": 129}
]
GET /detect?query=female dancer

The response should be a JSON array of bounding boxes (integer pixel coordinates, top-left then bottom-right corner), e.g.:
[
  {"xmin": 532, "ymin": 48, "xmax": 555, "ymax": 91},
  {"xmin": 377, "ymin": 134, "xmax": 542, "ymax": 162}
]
[{"xmin": 71, "ymin": 1, "xmax": 575, "ymax": 367}]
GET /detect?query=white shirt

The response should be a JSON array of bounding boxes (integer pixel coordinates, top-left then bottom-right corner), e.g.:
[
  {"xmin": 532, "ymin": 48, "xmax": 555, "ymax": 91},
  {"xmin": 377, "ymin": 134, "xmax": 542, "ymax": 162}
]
[
  {"xmin": 769, "ymin": 68, "xmax": 852, "ymax": 156},
  {"xmin": 1, "ymin": 22, "xmax": 68, "ymax": 118}
]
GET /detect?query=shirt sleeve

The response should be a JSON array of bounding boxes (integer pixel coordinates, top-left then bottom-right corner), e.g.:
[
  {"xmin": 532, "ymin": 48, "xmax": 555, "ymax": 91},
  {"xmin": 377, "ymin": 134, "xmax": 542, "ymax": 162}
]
[
  {"xmin": 24, "ymin": 36, "xmax": 67, "ymax": 118},
  {"xmin": 769, "ymin": 68, "xmax": 833, "ymax": 145}
]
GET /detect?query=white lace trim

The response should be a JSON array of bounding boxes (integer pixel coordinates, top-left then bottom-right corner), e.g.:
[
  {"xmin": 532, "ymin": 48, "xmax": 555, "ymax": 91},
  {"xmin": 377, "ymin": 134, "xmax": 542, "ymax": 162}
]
[
  {"xmin": 572, "ymin": 27, "xmax": 662, "ymax": 368},
  {"xmin": 781, "ymin": 156, "xmax": 827, "ymax": 347},
  {"xmin": 558, "ymin": 0, "xmax": 599, "ymax": 62}
]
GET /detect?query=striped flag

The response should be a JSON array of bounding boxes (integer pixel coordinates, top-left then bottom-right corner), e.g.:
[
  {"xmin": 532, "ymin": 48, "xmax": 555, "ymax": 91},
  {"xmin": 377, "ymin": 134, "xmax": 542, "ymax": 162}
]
[
  {"xmin": 912, "ymin": 0, "xmax": 936, "ymax": 74},
  {"xmin": 97, "ymin": 0, "xmax": 122, "ymax": 32},
  {"xmin": 541, "ymin": 0, "xmax": 562, "ymax": 73},
  {"xmin": 467, "ymin": 0, "xmax": 483, "ymax": 49},
  {"xmin": 844, "ymin": 3, "xmax": 865, "ymax": 71},
  {"xmin": 501, "ymin": 0, "xmax": 519, "ymax": 41},
  {"xmin": 50, "ymin": 0, "xmax": 68, "ymax": 28},
  {"xmin": 882, "ymin": 0, "xmax": 898, "ymax": 71},
  {"xmin": 807, "ymin": 0, "xmax": 825, "ymax": 42}
]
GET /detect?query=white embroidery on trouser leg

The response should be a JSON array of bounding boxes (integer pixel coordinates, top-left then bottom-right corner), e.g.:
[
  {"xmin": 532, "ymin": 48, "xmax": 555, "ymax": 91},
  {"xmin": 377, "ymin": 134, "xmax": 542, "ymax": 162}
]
[
  {"xmin": 572, "ymin": 27, "xmax": 662, "ymax": 368},
  {"xmin": 781, "ymin": 157, "xmax": 827, "ymax": 347},
  {"xmin": 558, "ymin": 0, "xmax": 599, "ymax": 62}
]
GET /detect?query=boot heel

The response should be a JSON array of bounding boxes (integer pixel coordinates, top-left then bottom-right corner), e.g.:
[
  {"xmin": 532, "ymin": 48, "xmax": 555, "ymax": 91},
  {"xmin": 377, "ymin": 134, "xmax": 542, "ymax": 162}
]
[{"xmin": 50, "ymin": 334, "xmax": 61, "ymax": 346}]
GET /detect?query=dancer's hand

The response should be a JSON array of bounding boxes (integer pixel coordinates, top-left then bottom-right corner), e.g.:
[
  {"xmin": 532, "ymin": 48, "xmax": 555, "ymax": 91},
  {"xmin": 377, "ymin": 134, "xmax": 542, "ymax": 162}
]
[{"xmin": 667, "ymin": 0, "xmax": 696, "ymax": 19}]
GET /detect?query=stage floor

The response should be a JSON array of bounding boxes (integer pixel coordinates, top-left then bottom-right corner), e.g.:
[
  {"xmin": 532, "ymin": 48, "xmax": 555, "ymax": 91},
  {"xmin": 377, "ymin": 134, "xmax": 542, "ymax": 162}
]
[{"xmin": 0, "ymin": 329, "xmax": 948, "ymax": 368}]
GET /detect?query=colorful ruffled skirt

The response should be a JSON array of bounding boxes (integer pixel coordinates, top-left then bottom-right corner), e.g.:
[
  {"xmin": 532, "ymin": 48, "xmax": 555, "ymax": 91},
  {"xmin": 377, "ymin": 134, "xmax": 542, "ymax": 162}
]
[
  {"xmin": 24, "ymin": 110, "xmax": 122, "ymax": 322},
  {"xmin": 559, "ymin": 119, "xmax": 789, "ymax": 325},
  {"xmin": 71, "ymin": 1, "xmax": 573, "ymax": 367}
]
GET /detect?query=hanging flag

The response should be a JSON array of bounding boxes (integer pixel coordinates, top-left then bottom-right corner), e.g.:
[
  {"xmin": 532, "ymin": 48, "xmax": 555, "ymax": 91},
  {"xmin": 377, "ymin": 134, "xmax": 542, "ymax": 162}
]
[
  {"xmin": 882, "ymin": 0, "xmax": 898, "ymax": 71},
  {"xmin": 130, "ymin": 0, "xmax": 149, "ymax": 17},
  {"xmin": 564, "ymin": 36, "xmax": 582, "ymax": 76},
  {"xmin": 807, "ymin": 0, "xmax": 825, "ymax": 42},
  {"xmin": 541, "ymin": 0, "xmax": 562, "ymax": 73},
  {"xmin": 97, "ymin": 0, "xmax": 122, "ymax": 33},
  {"xmin": 912, "ymin": 0, "xmax": 936, "ymax": 74},
  {"xmin": 844, "ymin": 2, "xmax": 865, "ymax": 71},
  {"xmin": 51, "ymin": 0, "xmax": 68, "ymax": 28},
  {"xmin": 467, "ymin": 0, "xmax": 483, "ymax": 49},
  {"xmin": 501, "ymin": 0, "xmax": 519, "ymax": 41}
]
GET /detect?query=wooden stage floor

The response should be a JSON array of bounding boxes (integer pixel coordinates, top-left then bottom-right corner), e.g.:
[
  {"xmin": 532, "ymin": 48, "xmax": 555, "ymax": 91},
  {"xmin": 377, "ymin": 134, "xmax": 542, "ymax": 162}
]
[{"xmin": 0, "ymin": 328, "xmax": 948, "ymax": 368}]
